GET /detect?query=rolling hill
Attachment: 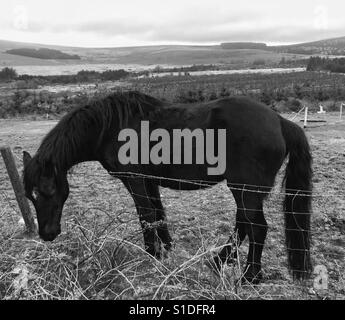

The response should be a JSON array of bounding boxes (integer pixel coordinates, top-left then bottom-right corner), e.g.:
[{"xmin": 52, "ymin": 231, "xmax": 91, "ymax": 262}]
[
  {"xmin": 5, "ymin": 48, "xmax": 80, "ymax": 60},
  {"xmin": 0, "ymin": 36, "xmax": 344, "ymax": 69},
  {"xmin": 271, "ymin": 36, "xmax": 345, "ymax": 55},
  {"xmin": 0, "ymin": 40, "xmax": 301, "ymax": 68}
]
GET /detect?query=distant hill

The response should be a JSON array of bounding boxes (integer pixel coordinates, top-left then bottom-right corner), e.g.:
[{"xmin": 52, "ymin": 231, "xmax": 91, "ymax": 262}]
[
  {"xmin": 0, "ymin": 36, "xmax": 344, "ymax": 68},
  {"xmin": 0, "ymin": 40, "xmax": 298, "ymax": 67},
  {"xmin": 5, "ymin": 48, "xmax": 81, "ymax": 60},
  {"xmin": 221, "ymin": 42, "xmax": 267, "ymax": 50},
  {"xmin": 271, "ymin": 36, "xmax": 345, "ymax": 55}
]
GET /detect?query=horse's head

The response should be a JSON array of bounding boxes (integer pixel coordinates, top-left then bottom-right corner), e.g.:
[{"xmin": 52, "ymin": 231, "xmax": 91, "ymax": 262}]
[{"xmin": 23, "ymin": 151, "xmax": 69, "ymax": 241}]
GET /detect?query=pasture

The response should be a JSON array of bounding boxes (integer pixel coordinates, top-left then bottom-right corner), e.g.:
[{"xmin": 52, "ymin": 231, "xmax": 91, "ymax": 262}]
[
  {"xmin": 2, "ymin": 70, "xmax": 345, "ymax": 119},
  {"xmin": 0, "ymin": 110, "xmax": 344, "ymax": 300}
]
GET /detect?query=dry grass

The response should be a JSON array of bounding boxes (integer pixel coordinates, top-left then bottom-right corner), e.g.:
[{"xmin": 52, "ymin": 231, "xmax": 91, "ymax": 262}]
[{"xmin": 0, "ymin": 114, "xmax": 344, "ymax": 300}]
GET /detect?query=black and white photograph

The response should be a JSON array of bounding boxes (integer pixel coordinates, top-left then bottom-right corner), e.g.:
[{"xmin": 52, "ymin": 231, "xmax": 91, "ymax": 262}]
[{"xmin": 0, "ymin": 0, "xmax": 344, "ymax": 303}]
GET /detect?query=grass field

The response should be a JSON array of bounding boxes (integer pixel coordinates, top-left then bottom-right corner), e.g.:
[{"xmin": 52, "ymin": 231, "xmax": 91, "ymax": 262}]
[
  {"xmin": 0, "ymin": 66, "xmax": 344, "ymax": 300},
  {"xmin": 1, "ymin": 71, "xmax": 345, "ymax": 119},
  {"xmin": 0, "ymin": 111, "xmax": 344, "ymax": 300}
]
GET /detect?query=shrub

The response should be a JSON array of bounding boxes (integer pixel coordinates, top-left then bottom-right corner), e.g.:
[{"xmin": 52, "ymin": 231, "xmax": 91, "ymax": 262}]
[
  {"xmin": 253, "ymin": 59, "xmax": 266, "ymax": 66},
  {"xmin": 323, "ymin": 100, "xmax": 339, "ymax": 112},
  {"xmin": 101, "ymin": 69, "xmax": 129, "ymax": 81},
  {"xmin": 0, "ymin": 67, "xmax": 17, "ymax": 81},
  {"xmin": 286, "ymin": 98, "xmax": 302, "ymax": 112}
]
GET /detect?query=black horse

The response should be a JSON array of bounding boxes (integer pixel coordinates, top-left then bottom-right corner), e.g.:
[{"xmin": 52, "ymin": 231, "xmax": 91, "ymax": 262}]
[{"xmin": 23, "ymin": 91, "xmax": 312, "ymax": 284}]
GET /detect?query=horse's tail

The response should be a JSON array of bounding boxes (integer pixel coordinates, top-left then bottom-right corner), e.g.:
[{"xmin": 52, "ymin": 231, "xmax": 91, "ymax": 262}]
[{"xmin": 279, "ymin": 116, "xmax": 312, "ymax": 280}]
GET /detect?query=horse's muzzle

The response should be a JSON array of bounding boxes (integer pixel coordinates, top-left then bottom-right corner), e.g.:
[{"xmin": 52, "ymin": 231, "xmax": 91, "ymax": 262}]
[{"xmin": 39, "ymin": 225, "xmax": 61, "ymax": 242}]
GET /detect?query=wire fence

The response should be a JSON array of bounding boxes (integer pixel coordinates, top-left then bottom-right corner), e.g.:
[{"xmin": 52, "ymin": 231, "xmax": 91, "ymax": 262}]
[
  {"xmin": 288, "ymin": 103, "xmax": 344, "ymax": 128},
  {"xmin": 0, "ymin": 159, "xmax": 344, "ymax": 299},
  {"xmin": 0, "ymin": 111, "xmax": 344, "ymax": 299}
]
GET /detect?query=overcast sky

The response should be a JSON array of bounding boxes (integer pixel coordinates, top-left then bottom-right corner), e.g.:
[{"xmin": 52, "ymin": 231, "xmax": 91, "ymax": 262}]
[{"xmin": 0, "ymin": 0, "xmax": 344, "ymax": 47}]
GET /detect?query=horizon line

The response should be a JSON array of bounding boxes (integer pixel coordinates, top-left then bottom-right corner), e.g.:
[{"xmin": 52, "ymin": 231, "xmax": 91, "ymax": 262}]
[{"xmin": 1, "ymin": 36, "xmax": 344, "ymax": 50}]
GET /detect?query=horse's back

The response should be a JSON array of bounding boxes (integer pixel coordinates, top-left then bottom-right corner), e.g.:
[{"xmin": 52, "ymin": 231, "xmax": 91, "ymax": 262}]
[
  {"xmin": 209, "ymin": 96, "xmax": 280, "ymax": 132},
  {"xmin": 108, "ymin": 96, "xmax": 287, "ymax": 190}
]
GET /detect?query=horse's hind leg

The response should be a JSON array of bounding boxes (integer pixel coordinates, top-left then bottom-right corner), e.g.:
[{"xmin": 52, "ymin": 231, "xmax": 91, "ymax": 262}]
[
  {"xmin": 213, "ymin": 186, "xmax": 248, "ymax": 269},
  {"xmin": 213, "ymin": 205, "xmax": 247, "ymax": 268},
  {"xmin": 233, "ymin": 187, "xmax": 268, "ymax": 284},
  {"xmin": 215, "ymin": 186, "xmax": 269, "ymax": 284}
]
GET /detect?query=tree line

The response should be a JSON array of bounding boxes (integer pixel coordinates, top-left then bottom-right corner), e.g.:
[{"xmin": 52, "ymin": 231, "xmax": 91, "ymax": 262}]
[
  {"xmin": 0, "ymin": 67, "xmax": 130, "ymax": 83},
  {"xmin": 307, "ymin": 56, "xmax": 345, "ymax": 73}
]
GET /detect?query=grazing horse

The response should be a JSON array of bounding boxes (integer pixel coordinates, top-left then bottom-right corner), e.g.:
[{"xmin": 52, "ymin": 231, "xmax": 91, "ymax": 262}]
[{"xmin": 23, "ymin": 91, "xmax": 312, "ymax": 283}]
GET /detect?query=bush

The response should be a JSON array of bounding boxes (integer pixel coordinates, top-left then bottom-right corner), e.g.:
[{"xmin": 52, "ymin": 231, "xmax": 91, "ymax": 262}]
[
  {"xmin": 323, "ymin": 100, "xmax": 339, "ymax": 112},
  {"xmin": 307, "ymin": 56, "xmax": 345, "ymax": 73},
  {"xmin": 286, "ymin": 98, "xmax": 302, "ymax": 112},
  {"xmin": 101, "ymin": 69, "xmax": 129, "ymax": 81},
  {"xmin": 259, "ymin": 89, "xmax": 273, "ymax": 105},
  {"xmin": 253, "ymin": 59, "xmax": 266, "ymax": 66},
  {"xmin": 0, "ymin": 67, "xmax": 17, "ymax": 81},
  {"xmin": 77, "ymin": 70, "xmax": 98, "ymax": 82}
]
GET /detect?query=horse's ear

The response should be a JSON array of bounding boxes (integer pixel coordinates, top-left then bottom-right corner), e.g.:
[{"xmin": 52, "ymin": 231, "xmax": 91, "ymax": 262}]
[{"xmin": 23, "ymin": 151, "xmax": 32, "ymax": 168}]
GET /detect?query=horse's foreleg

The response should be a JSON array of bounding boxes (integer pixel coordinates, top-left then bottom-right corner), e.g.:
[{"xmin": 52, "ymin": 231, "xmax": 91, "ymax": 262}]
[
  {"xmin": 137, "ymin": 205, "xmax": 162, "ymax": 258},
  {"xmin": 145, "ymin": 182, "xmax": 172, "ymax": 252},
  {"xmin": 121, "ymin": 177, "xmax": 167, "ymax": 258}
]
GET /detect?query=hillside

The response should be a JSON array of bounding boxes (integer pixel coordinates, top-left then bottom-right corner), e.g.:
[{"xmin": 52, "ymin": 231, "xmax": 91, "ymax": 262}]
[
  {"xmin": 0, "ymin": 40, "xmax": 302, "ymax": 68},
  {"xmin": 221, "ymin": 42, "xmax": 267, "ymax": 50},
  {"xmin": 82, "ymin": 46, "xmax": 294, "ymax": 66},
  {"xmin": 271, "ymin": 36, "xmax": 345, "ymax": 55},
  {"xmin": 0, "ymin": 40, "xmax": 85, "ymax": 67},
  {"xmin": 6, "ymin": 48, "xmax": 80, "ymax": 60},
  {"xmin": 1, "ymin": 37, "xmax": 344, "ymax": 69}
]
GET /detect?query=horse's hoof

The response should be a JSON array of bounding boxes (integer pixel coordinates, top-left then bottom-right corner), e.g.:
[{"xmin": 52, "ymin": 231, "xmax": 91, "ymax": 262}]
[
  {"xmin": 205, "ymin": 255, "xmax": 226, "ymax": 274},
  {"xmin": 145, "ymin": 246, "xmax": 162, "ymax": 259},
  {"xmin": 212, "ymin": 255, "xmax": 223, "ymax": 271},
  {"xmin": 241, "ymin": 269, "xmax": 263, "ymax": 285},
  {"xmin": 204, "ymin": 256, "xmax": 222, "ymax": 275},
  {"xmin": 214, "ymin": 254, "xmax": 236, "ymax": 266},
  {"xmin": 163, "ymin": 242, "xmax": 172, "ymax": 252},
  {"xmin": 146, "ymin": 240, "xmax": 173, "ymax": 260}
]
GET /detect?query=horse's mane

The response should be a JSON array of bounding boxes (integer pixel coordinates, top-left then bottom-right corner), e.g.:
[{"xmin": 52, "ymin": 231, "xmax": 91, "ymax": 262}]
[{"xmin": 26, "ymin": 91, "xmax": 164, "ymax": 178}]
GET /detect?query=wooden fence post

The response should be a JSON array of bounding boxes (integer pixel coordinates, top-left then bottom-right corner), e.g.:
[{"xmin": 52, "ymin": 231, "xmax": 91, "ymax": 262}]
[
  {"xmin": 303, "ymin": 106, "xmax": 308, "ymax": 129},
  {"xmin": 0, "ymin": 146, "xmax": 37, "ymax": 235}
]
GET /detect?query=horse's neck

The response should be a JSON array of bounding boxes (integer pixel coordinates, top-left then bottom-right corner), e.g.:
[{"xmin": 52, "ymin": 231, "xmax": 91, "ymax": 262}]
[{"xmin": 40, "ymin": 123, "xmax": 103, "ymax": 172}]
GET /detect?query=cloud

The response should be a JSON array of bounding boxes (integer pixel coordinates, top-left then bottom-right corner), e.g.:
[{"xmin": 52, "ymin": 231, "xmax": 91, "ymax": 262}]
[
  {"xmin": 63, "ymin": 19, "xmax": 344, "ymax": 45},
  {"xmin": 1, "ymin": 0, "xmax": 345, "ymax": 47},
  {"xmin": 144, "ymin": 24, "xmax": 345, "ymax": 44},
  {"xmin": 73, "ymin": 21, "xmax": 154, "ymax": 36}
]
